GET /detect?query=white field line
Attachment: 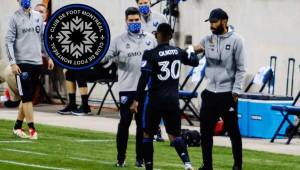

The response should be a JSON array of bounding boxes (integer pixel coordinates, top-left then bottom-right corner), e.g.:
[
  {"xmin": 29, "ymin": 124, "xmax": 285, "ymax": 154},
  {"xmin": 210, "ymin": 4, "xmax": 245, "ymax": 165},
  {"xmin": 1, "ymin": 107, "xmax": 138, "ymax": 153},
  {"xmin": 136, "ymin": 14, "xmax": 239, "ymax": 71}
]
[
  {"xmin": 69, "ymin": 157, "xmax": 161, "ymax": 170},
  {"xmin": 2, "ymin": 146, "xmax": 180, "ymax": 169},
  {"xmin": 3, "ymin": 148, "xmax": 48, "ymax": 156},
  {"xmin": 0, "ymin": 160, "xmax": 70, "ymax": 170},
  {"xmin": 75, "ymin": 139, "xmax": 115, "ymax": 142},
  {"xmin": 0, "ymin": 140, "xmax": 32, "ymax": 143},
  {"xmin": 69, "ymin": 157, "xmax": 111, "ymax": 165},
  {"xmin": 2, "ymin": 147, "xmax": 173, "ymax": 170}
]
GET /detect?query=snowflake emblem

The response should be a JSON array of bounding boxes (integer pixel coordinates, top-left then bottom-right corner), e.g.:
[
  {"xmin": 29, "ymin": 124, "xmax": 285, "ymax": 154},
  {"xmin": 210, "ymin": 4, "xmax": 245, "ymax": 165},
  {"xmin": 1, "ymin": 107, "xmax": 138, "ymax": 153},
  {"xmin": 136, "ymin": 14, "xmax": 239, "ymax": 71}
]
[{"xmin": 56, "ymin": 16, "xmax": 98, "ymax": 58}]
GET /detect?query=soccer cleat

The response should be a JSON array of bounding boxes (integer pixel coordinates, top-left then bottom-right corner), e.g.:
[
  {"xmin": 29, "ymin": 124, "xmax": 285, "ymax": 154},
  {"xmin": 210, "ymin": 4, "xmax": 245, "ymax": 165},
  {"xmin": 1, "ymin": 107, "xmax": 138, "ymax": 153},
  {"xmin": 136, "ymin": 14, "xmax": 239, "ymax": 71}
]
[
  {"xmin": 71, "ymin": 105, "xmax": 91, "ymax": 116},
  {"xmin": 232, "ymin": 165, "xmax": 242, "ymax": 170},
  {"xmin": 185, "ymin": 163, "xmax": 194, "ymax": 170},
  {"xmin": 115, "ymin": 160, "xmax": 125, "ymax": 168},
  {"xmin": 154, "ymin": 135, "xmax": 165, "ymax": 142},
  {"xmin": 135, "ymin": 160, "xmax": 144, "ymax": 168},
  {"xmin": 29, "ymin": 128, "xmax": 38, "ymax": 140},
  {"xmin": 13, "ymin": 128, "xmax": 28, "ymax": 138},
  {"xmin": 58, "ymin": 104, "xmax": 77, "ymax": 115},
  {"xmin": 154, "ymin": 129, "xmax": 164, "ymax": 142},
  {"xmin": 145, "ymin": 161, "xmax": 153, "ymax": 170},
  {"xmin": 198, "ymin": 165, "xmax": 213, "ymax": 170}
]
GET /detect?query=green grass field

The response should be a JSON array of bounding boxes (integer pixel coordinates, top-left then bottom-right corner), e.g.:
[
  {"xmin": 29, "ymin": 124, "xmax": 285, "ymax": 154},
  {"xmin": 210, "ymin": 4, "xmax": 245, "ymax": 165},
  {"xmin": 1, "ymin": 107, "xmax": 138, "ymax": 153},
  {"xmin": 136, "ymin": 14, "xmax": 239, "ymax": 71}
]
[{"xmin": 0, "ymin": 119, "xmax": 299, "ymax": 170}]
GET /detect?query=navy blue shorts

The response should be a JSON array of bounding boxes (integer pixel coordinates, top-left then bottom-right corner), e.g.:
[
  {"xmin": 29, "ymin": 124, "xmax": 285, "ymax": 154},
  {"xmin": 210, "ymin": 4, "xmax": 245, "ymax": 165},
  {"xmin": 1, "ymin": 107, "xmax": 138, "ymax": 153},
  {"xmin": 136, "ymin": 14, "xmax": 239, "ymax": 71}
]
[
  {"xmin": 142, "ymin": 100, "xmax": 181, "ymax": 136},
  {"xmin": 16, "ymin": 64, "xmax": 42, "ymax": 103}
]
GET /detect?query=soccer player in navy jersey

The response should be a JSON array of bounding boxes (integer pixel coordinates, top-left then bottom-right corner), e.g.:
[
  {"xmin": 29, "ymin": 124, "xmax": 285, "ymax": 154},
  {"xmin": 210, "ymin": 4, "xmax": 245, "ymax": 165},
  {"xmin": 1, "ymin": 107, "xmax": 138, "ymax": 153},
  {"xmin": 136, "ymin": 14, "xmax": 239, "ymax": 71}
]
[{"xmin": 131, "ymin": 23, "xmax": 199, "ymax": 170}]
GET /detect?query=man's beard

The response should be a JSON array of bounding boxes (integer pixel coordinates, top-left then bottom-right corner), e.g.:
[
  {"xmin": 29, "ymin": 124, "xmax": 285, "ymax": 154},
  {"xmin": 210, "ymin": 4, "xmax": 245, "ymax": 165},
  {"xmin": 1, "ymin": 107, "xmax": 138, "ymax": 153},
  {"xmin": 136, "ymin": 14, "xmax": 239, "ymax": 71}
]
[{"xmin": 211, "ymin": 26, "xmax": 224, "ymax": 35}]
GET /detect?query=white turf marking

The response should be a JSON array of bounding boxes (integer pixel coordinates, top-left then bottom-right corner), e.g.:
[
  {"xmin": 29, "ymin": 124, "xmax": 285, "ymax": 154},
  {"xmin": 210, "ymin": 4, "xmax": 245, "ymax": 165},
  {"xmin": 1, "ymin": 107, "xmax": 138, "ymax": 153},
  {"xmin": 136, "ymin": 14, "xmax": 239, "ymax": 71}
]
[
  {"xmin": 0, "ymin": 140, "xmax": 32, "ymax": 143},
  {"xmin": 69, "ymin": 156, "xmax": 172, "ymax": 170},
  {"xmin": 2, "ymin": 147, "xmax": 174, "ymax": 170},
  {"xmin": 70, "ymin": 157, "xmax": 161, "ymax": 170},
  {"xmin": 75, "ymin": 139, "xmax": 115, "ymax": 142},
  {"xmin": 0, "ymin": 160, "xmax": 70, "ymax": 170},
  {"xmin": 3, "ymin": 148, "xmax": 48, "ymax": 156},
  {"xmin": 69, "ymin": 157, "xmax": 112, "ymax": 165}
]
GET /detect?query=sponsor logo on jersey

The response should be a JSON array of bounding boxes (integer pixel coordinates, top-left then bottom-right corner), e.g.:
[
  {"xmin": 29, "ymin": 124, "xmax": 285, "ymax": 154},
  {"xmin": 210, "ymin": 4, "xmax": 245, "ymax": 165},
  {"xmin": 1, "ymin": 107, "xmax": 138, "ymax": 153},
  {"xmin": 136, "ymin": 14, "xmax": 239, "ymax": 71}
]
[
  {"xmin": 128, "ymin": 51, "xmax": 142, "ymax": 57},
  {"xmin": 22, "ymin": 27, "xmax": 35, "ymax": 33}
]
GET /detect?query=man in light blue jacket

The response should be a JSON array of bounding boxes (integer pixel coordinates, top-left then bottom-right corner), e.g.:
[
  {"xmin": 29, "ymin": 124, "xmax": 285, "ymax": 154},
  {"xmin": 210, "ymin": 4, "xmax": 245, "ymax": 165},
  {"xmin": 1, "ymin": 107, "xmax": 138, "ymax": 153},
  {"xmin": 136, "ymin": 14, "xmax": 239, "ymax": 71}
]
[{"xmin": 195, "ymin": 8, "xmax": 246, "ymax": 170}]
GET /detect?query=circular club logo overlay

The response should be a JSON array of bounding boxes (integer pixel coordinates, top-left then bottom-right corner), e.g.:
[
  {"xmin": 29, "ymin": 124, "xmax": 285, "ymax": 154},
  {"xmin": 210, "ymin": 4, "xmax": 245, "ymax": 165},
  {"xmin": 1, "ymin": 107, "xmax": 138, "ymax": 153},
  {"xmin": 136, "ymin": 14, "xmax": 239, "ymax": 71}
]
[{"xmin": 45, "ymin": 4, "xmax": 110, "ymax": 70}]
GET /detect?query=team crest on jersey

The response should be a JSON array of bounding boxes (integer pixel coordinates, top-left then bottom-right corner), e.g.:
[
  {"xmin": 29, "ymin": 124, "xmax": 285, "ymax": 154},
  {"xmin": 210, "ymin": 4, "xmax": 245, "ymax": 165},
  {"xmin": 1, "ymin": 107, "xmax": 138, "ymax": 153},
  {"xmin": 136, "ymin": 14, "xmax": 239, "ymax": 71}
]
[
  {"xmin": 153, "ymin": 21, "xmax": 159, "ymax": 27},
  {"xmin": 126, "ymin": 43, "xmax": 130, "ymax": 49},
  {"xmin": 141, "ymin": 60, "xmax": 147, "ymax": 67},
  {"xmin": 120, "ymin": 96, "xmax": 128, "ymax": 104},
  {"xmin": 146, "ymin": 40, "xmax": 151, "ymax": 46}
]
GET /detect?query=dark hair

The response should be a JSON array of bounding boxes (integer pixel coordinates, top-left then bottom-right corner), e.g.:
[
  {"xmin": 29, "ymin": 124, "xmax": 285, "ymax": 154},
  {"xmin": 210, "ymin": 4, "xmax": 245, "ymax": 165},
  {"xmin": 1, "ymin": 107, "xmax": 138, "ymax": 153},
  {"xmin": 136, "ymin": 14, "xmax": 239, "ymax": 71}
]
[
  {"xmin": 157, "ymin": 23, "xmax": 173, "ymax": 38},
  {"xmin": 125, "ymin": 7, "xmax": 141, "ymax": 18}
]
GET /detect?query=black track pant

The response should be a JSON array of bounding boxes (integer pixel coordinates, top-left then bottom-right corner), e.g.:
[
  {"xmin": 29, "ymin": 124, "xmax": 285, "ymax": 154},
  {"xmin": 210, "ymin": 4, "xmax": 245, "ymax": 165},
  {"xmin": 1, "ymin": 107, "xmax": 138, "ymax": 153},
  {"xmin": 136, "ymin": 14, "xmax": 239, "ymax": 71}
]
[
  {"xmin": 117, "ymin": 91, "xmax": 145, "ymax": 162},
  {"xmin": 200, "ymin": 90, "xmax": 242, "ymax": 169}
]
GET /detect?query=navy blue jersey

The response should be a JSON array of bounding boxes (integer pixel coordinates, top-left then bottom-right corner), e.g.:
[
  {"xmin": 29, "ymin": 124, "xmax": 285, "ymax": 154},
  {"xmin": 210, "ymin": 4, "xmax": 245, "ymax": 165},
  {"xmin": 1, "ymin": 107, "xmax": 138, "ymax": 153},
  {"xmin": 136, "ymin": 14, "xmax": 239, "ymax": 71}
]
[{"xmin": 135, "ymin": 43, "xmax": 199, "ymax": 105}]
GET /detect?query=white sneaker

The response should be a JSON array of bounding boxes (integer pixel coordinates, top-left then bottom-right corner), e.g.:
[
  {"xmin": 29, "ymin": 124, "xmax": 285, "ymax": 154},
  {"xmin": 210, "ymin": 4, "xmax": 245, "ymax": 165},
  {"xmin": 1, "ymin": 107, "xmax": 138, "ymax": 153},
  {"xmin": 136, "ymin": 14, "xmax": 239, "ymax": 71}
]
[
  {"xmin": 13, "ymin": 129, "xmax": 29, "ymax": 139},
  {"xmin": 184, "ymin": 163, "xmax": 194, "ymax": 170},
  {"xmin": 29, "ymin": 128, "xmax": 38, "ymax": 140}
]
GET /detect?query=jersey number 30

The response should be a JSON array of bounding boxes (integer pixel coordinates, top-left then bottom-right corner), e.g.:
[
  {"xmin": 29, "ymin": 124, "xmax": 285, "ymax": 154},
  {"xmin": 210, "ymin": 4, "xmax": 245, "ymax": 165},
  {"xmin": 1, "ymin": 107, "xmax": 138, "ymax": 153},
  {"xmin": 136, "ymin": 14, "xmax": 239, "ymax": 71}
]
[{"xmin": 158, "ymin": 60, "xmax": 180, "ymax": 81}]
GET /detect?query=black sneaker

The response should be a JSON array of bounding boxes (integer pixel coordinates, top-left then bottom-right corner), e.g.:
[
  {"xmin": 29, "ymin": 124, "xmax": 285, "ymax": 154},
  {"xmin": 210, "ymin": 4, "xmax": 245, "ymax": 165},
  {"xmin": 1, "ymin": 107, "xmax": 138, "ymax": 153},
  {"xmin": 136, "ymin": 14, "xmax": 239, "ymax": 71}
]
[
  {"xmin": 115, "ymin": 160, "xmax": 125, "ymax": 168},
  {"xmin": 145, "ymin": 161, "xmax": 153, "ymax": 170},
  {"xmin": 154, "ymin": 132, "xmax": 165, "ymax": 142},
  {"xmin": 154, "ymin": 129, "xmax": 164, "ymax": 142},
  {"xmin": 71, "ymin": 105, "xmax": 91, "ymax": 116},
  {"xmin": 232, "ymin": 165, "xmax": 242, "ymax": 170},
  {"xmin": 198, "ymin": 165, "xmax": 213, "ymax": 170},
  {"xmin": 4, "ymin": 100, "xmax": 20, "ymax": 108},
  {"xmin": 135, "ymin": 160, "xmax": 144, "ymax": 168},
  {"xmin": 57, "ymin": 104, "xmax": 77, "ymax": 115}
]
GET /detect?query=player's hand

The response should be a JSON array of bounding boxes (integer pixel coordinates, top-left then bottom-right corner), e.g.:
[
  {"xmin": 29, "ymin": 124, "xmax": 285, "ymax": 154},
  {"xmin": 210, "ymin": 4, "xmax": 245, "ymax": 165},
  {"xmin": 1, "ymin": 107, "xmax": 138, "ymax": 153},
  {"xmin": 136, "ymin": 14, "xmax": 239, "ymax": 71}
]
[
  {"xmin": 130, "ymin": 100, "xmax": 139, "ymax": 114},
  {"xmin": 186, "ymin": 45, "xmax": 195, "ymax": 59},
  {"xmin": 11, "ymin": 64, "xmax": 21, "ymax": 75},
  {"xmin": 193, "ymin": 44, "xmax": 205, "ymax": 54},
  {"xmin": 48, "ymin": 59, "xmax": 55, "ymax": 70},
  {"xmin": 232, "ymin": 93, "xmax": 238, "ymax": 103}
]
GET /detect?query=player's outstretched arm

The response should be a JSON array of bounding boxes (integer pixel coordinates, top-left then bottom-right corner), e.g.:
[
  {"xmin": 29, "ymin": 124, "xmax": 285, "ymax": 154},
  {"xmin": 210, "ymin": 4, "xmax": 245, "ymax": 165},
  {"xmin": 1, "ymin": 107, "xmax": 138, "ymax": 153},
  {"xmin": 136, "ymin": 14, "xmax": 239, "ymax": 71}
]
[{"xmin": 181, "ymin": 46, "xmax": 199, "ymax": 67}]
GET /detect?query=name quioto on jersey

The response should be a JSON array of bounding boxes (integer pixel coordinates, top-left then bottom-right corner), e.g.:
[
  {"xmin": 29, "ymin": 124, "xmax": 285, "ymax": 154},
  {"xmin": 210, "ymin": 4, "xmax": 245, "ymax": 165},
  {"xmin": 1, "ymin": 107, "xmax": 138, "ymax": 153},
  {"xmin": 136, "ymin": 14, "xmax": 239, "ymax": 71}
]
[{"xmin": 158, "ymin": 49, "xmax": 179, "ymax": 57}]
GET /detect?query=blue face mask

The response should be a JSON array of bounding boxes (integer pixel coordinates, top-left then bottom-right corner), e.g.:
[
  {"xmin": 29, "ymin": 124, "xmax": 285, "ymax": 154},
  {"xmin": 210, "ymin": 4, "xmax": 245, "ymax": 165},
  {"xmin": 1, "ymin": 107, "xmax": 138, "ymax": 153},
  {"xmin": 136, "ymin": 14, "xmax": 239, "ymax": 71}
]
[
  {"xmin": 139, "ymin": 5, "xmax": 150, "ymax": 15},
  {"xmin": 20, "ymin": 0, "xmax": 31, "ymax": 9},
  {"xmin": 128, "ymin": 22, "xmax": 141, "ymax": 33}
]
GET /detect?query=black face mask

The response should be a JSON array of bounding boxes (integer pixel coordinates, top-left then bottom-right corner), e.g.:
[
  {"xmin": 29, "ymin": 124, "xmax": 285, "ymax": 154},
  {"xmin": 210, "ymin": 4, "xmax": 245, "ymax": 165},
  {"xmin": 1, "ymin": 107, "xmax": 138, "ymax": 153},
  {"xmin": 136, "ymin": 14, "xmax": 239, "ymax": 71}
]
[{"xmin": 211, "ymin": 25, "xmax": 224, "ymax": 35}]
